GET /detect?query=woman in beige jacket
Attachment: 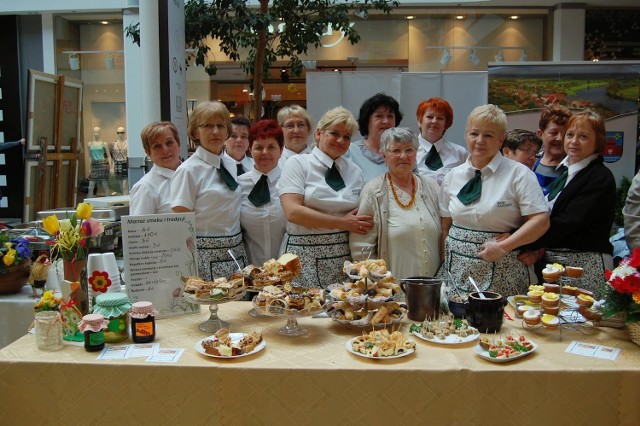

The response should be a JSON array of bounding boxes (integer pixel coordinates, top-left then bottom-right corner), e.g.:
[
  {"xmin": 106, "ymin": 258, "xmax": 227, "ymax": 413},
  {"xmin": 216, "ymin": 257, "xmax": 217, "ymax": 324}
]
[{"xmin": 349, "ymin": 127, "xmax": 441, "ymax": 279}]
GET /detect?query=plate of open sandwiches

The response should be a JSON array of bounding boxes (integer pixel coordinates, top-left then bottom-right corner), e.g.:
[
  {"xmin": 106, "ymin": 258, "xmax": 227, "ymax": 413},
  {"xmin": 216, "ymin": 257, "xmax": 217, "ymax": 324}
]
[
  {"xmin": 329, "ymin": 301, "xmax": 406, "ymax": 328},
  {"xmin": 236, "ymin": 253, "xmax": 301, "ymax": 291},
  {"xmin": 346, "ymin": 328, "xmax": 416, "ymax": 359},
  {"xmin": 474, "ymin": 334, "xmax": 538, "ymax": 363},
  {"xmin": 196, "ymin": 328, "xmax": 265, "ymax": 359},
  {"xmin": 181, "ymin": 275, "xmax": 246, "ymax": 303},
  {"xmin": 410, "ymin": 314, "xmax": 479, "ymax": 345}
]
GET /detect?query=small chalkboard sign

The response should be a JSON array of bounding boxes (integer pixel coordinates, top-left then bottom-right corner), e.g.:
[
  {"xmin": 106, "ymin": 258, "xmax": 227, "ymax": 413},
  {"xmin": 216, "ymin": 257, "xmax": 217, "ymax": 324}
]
[{"xmin": 122, "ymin": 213, "xmax": 199, "ymax": 317}]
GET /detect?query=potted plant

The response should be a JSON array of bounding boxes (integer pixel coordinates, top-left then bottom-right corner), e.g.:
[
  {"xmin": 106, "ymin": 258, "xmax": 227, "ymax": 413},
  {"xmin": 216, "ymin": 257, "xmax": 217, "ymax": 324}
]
[
  {"xmin": 0, "ymin": 233, "xmax": 32, "ymax": 294},
  {"xmin": 603, "ymin": 247, "xmax": 640, "ymax": 344}
]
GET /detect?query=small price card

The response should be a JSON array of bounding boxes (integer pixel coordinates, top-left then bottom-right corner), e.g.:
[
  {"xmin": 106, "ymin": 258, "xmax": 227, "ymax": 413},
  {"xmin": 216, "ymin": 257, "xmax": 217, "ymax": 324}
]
[{"xmin": 565, "ymin": 341, "xmax": 620, "ymax": 361}]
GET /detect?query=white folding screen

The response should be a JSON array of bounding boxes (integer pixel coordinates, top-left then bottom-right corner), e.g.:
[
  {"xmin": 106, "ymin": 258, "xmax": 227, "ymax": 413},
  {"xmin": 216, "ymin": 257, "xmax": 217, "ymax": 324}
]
[{"xmin": 306, "ymin": 71, "xmax": 489, "ymax": 147}]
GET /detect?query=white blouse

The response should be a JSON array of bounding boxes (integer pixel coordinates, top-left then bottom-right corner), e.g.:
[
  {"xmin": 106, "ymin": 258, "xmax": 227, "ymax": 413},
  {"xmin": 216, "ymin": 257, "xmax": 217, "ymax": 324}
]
[
  {"xmin": 170, "ymin": 146, "xmax": 241, "ymax": 236},
  {"xmin": 129, "ymin": 165, "xmax": 175, "ymax": 215},
  {"xmin": 277, "ymin": 147, "xmax": 363, "ymax": 235},
  {"xmin": 239, "ymin": 166, "xmax": 286, "ymax": 265},
  {"xmin": 416, "ymin": 135, "xmax": 468, "ymax": 185}
]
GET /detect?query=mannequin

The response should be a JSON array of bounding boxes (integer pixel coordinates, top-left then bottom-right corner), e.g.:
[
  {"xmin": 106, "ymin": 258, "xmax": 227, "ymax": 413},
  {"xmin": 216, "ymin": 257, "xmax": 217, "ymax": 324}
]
[
  {"xmin": 87, "ymin": 126, "xmax": 112, "ymax": 197},
  {"xmin": 111, "ymin": 126, "xmax": 129, "ymax": 194}
]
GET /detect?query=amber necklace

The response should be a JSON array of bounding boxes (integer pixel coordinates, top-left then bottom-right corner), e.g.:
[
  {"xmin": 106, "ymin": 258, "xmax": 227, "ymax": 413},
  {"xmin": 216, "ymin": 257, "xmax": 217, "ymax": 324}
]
[{"xmin": 387, "ymin": 173, "xmax": 416, "ymax": 209}]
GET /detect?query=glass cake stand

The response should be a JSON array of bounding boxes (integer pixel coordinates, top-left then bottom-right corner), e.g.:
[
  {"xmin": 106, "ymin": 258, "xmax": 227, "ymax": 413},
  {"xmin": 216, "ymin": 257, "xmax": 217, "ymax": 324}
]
[
  {"xmin": 183, "ymin": 289, "xmax": 247, "ymax": 333},
  {"xmin": 252, "ymin": 296, "xmax": 329, "ymax": 337}
]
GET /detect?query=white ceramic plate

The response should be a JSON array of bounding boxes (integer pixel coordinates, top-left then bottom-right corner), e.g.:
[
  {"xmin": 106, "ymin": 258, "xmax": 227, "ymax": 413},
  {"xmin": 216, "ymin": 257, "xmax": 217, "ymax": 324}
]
[
  {"xmin": 473, "ymin": 340, "xmax": 538, "ymax": 363},
  {"xmin": 195, "ymin": 333, "xmax": 265, "ymax": 359},
  {"xmin": 412, "ymin": 329, "xmax": 479, "ymax": 345},
  {"xmin": 345, "ymin": 337, "xmax": 415, "ymax": 359}
]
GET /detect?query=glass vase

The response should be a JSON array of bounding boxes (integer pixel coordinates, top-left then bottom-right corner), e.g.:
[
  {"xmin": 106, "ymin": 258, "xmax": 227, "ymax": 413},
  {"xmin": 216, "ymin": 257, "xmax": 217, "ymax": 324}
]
[
  {"xmin": 63, "ymin": 258, "xmax": 89, "ymax": 315},
  {"xmin": 34, "ymin": 311, "xmax": 64, "ymax": 351}
]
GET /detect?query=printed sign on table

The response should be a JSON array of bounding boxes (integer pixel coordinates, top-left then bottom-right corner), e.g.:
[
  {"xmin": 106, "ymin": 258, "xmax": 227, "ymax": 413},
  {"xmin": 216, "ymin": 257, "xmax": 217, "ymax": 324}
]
[{"xmin": 122, "ymin": 213, "xmax": 199, "ymax": 317}]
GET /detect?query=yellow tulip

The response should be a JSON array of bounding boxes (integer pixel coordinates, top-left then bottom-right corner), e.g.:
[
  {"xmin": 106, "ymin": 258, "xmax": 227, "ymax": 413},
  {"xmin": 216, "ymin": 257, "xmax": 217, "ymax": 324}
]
[
  {"xmin": 42, "ymin": 291, "xmax": 54, "ymax": 302},
  {"xmin": 3, "ymin": 249, "xmax": 15, "ymax": 266},
  {"xmin": 76, "ymin": 202, "xmax": 93, "ymax": 220},
  {"xmin": 42, "ymin": 215, "xmax": 60, "ymax": 235}
]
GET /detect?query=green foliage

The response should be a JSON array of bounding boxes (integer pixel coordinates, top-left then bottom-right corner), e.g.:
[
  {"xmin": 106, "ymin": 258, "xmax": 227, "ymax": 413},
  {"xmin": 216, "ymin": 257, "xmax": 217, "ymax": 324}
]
[
  {"xmin": 184, "ymin": 0, "xmax": 399, "ymax": 77},
  {"xmin": 615, "ymin": 175, "xmax": 632, "ymax": 227},
  {"xmin": 602, "ymin": 283, "xmax": 640, "ymax": 324},
  {"xmin": 125, "ymin": 22, "xmax": 140, "ymax": 46}
]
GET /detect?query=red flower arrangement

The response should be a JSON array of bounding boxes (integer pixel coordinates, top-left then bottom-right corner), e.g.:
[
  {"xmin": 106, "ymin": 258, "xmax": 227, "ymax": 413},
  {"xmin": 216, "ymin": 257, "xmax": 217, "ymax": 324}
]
[{"xmin": 604, "ymin": 248, "xmax": 640, "ymax": 323}]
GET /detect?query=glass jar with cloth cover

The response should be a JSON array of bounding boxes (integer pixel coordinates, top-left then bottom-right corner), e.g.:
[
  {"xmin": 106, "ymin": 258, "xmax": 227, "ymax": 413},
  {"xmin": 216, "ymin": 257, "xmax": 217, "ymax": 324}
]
[{"xmin": 92, "ymin": 293, "xmax": 132, "ymax": 342}]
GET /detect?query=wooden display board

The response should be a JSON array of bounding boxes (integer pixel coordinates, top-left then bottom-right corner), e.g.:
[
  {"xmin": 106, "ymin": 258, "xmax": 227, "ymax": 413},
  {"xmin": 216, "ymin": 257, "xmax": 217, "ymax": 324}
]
[
  {"xmin": 24, "ymin": 70, "xmax": 83, "ymax": 221},
  {"xmin": 121, "ymin": 212, "xmax": 200, "ymax": 318}
]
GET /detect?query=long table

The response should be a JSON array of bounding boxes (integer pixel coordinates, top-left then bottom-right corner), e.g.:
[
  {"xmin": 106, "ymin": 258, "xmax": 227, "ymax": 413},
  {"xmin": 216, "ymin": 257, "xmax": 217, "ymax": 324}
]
[{"xmin": 1, "ymin": 301, "xmax": 639, "ymax": 425}]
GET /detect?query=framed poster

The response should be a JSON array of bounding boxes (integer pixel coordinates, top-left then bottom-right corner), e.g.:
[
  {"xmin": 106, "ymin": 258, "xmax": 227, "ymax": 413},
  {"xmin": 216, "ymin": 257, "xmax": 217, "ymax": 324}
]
[{"xmin": 122, "ymin": 213, "xmax": 200, "ymax": 318}]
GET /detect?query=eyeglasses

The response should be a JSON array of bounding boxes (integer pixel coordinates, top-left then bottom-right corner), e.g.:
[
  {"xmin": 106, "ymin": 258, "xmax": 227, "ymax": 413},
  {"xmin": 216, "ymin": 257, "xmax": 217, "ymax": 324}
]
[
  {"xmin": 517, "ymin": 146, "xmax": 539, "ymax": 156},
  {"xmin": 117, "ymin": 132, "xmax": 125, "ymax": 134},
  {"xmin": 387, "ymin": 147, "xmax": 416, "ymax": 157},
  {"xmin": 199, "ymin": 123, "xmax": 226, "ymax": 131},
  {"xmin": 283, "ymin": 122, "xmax": 307, "ymax": 130}
]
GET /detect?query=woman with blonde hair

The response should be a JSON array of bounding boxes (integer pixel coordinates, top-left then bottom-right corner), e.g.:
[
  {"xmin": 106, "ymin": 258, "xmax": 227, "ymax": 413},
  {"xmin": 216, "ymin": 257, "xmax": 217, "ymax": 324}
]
[
  {"xmin": 171, "ymin": 101, "xmax": 248, "ymax": 280},
  {"xmin": 278, "ymin": 106, "xmax": 373, "ymax": 288},
  {"xmin": 439, "ymin": 104, "xmax": 549, "ymax": 296},
  {"xmin": 277, "ymin": 104, "xmax": 313, "ymax": 167},
  {"xmin": 130, "ymin": 121, "xmax": 181, "ymax": 215}
]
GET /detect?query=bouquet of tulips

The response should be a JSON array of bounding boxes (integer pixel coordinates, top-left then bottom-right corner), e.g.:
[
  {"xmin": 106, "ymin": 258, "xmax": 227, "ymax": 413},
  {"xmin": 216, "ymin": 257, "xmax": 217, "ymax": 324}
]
[{"xmin": 42, "ymin": 202, "xmax": 104, "ymax": 262}]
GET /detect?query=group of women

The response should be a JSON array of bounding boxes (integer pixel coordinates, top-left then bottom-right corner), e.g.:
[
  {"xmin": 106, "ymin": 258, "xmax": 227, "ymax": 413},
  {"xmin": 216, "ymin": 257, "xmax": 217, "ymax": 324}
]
[{"xmin": 129, "ymin": 95, "xmax": 616, "ymax": 299}]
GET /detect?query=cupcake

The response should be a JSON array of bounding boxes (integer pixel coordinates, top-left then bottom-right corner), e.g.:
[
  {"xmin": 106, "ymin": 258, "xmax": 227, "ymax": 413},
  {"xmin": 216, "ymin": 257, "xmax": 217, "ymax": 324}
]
[
  {"xmin": 541, "ymin": 292, "xmax": 560, "ymax": 307},
  {"xmin": 528, "ymin": 284, "xmax": 544, "ymax": 292},
  {"xmin": 579, "ymin": 306, "xmax": 603, "ymax": 322},
  {"xmin": 542, "ymin": 305, "xmax": 560, "ymax": 315},
  {"xmin": 561, "ymin": 285, "xmax": 578, "ymax": 296},
  {"xmin": 523, "ymin": 309, "xmax": 541, "ymax": 326},
  {"xmin": 527, "ymin": 290, "xmax": 543, "ymax": 303},
  {"xmin": 543, "ymin": 283, "xmax": 560, "ymax": 293},
  {"xmin": 565, "ymin": 266, "xmax": 584, "ymax": 278},
  {"xmin": 542, "ymin": 314, "xmax": 560, "ymax": 330},
  {"xmin": 517, "ymin": 304, "xmax": 532, "ymax": 317},
  {"xmin": 576, "ymin": 288, "xmax": 594, "ymax": 298},
  {"xmin": 576, "ymin": 294, "xmax": 594, "ymax": 308},
  {"xmin": 542, "ymin": 263, "xmax": 564, "ymax": 283}
]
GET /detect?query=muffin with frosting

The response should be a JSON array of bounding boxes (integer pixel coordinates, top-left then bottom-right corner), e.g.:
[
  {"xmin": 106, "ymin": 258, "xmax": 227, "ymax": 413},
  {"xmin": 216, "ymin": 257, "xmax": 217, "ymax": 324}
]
[
  {"xmin": 527, "ymin": 289, "xmax": 543, "ymax": 303},
  {"xmin": 523, "ymin": 309, "xmax": 541, "ymax": 326},
  {"xmin": 541, "ymin": 292, "xmax": 560, "ymax": 307},
  {"xmin": 542, "ymin": 314, "xmax": 560, "ymax": 330},
  {"xmin": 576, "ymin": 294, "xmax": 594, "ymax": 308},
  {"xmin": 542, "ymin": 263, "xmax": 564, "ymax": 283},
  {"xmin": 565, "ymin": 266, "xmax": 584, "ymax": 278}
]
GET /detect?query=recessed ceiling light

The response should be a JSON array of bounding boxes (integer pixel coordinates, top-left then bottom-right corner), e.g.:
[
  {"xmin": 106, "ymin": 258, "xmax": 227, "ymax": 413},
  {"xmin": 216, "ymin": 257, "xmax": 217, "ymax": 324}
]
[
  {"xmin": 100, "ymin": 21, "xmax": 109, "ymax": 25},
  {"xmin": 406, "ymin": 16, "xmax": 414, "ymax": 20},
  {"xmin": 333, "ymin": 68, "xmax": 340, "ymax": 72},
  {"xmin": 510, "ymin": 16, "xmax": 519, "ymax": 20},
  {"xmin": 242, "ymin": 89, "xmax": 248, "ymax": 93},
  {"xmin": 456, "ymin": 15, "xmax": 465, "ymax": 20}
]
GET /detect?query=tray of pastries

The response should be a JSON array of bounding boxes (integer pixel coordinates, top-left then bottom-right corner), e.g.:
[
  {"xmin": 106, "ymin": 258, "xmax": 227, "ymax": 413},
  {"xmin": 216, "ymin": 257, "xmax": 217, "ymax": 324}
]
[
  {"xmin": 343, "ymin": 259, "xmax": 394, "ymax": 281},
  {"xmin": 329, "ymin": 301, "xmax": 407, "ymax": 328},
  {"xmin": 252, "ymin": 282, "xmax": 328, "ymax": 317},
  {"xmin": 181, "ymin": 275, "xmax": 245, "ymax": 303},
  {"xmin": 197, "ymin": 328, "xmax": 265, "ymax": 358},
  {"xmin": 327, "ymin": 279, "xmax": 401, "ymax": 308},
  {"xmin": 347, "ymin": 328, "xmax": 416, "ymax": 359},
  {"xmin": 237, "ymin": 253, "xmax": 301, "ymax": 290}
]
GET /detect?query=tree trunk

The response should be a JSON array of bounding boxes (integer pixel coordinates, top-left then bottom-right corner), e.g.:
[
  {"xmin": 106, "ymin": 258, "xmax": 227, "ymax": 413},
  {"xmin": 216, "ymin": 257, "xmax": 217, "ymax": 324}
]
[{"xmin": 252, "ymin": 0, "xmax": 269, "ymax": 121}]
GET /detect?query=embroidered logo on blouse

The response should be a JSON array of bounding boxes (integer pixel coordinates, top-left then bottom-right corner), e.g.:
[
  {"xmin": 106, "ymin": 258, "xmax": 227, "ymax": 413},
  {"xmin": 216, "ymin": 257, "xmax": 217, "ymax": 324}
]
[{"xmin": 496, "ymin": 200, "xmax": 512, "ymax": 208}]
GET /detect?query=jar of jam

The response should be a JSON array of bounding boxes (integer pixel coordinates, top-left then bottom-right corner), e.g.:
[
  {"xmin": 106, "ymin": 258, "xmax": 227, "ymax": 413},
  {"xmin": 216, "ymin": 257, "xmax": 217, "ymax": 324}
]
[
  {"xmin": 130, "ymin": 301, "xmax": 158, "ymax": 343},
  {"xmin": 93, "ymin": 293, "xmax": 132, "ymax": 343},
  {"xmin": 78, "ymin": 313, "xmax": 108, "ymax": 352}
]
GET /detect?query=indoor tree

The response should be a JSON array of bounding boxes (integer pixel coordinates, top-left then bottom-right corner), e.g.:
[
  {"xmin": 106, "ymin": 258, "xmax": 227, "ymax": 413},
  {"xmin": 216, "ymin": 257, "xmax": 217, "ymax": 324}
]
[{"xmin": 184, "ymin": 0, "xmax": 399, "ymax": 119}]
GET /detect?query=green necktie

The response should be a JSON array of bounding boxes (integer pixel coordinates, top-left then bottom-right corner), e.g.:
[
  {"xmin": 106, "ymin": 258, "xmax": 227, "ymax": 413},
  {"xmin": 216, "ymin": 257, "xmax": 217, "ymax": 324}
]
[
  {"xmin": 425, "ymin": 145, "xmax": 443, "ymax": 171},
  {"xmin": 236, "ymin": 163, "xmax": 246, "ymax": 176},
  {"xmin": 248, "ymin": 174, "xmax": 270, "ymax": 207},
  {"xmin": 547, "ymin": 170, "xmax": 568, "ymax": 201},
  {"xmin": 325, "ymin": 162, "xmax": 346, "ymax": 191},
  {"xmin": 456, "ymin": 169, "xmax": 482, "ymax": 205},
  {"xmin": 219, "ymin": 162, "xmax": 238, "ymax": 191}
]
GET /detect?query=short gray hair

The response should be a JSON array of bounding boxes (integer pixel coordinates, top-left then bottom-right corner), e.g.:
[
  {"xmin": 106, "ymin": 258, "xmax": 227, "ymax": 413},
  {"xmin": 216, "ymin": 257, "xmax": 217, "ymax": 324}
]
[{"xmin": 380, "ymin": 127, "xmax": 418, "ymax": 152}]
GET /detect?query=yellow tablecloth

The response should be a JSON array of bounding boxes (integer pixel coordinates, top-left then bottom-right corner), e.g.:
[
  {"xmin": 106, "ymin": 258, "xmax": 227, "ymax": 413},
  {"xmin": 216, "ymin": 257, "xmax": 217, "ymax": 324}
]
[{"xmin": 1, "ymin": 302, "xmax": 639, "ymax": 425}]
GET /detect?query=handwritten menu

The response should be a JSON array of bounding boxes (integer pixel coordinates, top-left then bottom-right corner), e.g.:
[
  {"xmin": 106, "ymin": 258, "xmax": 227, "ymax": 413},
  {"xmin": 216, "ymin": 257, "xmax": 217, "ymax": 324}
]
[{"xmin": 122, "ymin": 213, "xmax": 199, "ymax": 318}]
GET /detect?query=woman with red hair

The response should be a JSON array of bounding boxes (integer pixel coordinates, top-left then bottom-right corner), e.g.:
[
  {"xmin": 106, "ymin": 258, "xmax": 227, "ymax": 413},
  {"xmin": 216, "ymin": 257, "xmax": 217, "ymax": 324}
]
[
  {"xmin": 415, "ymin": 97, "xmax": 467, "ymax": 185},
  {"xmin": 238, "ymin": 120, "xmax": 286, "ymax": 265}
]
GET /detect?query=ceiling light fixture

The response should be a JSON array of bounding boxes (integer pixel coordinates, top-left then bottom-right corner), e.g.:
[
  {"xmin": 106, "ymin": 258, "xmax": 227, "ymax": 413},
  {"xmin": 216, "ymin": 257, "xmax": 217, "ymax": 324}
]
[
  {"xmin": 494, "ymin": 50, "xmax": 505, "ymax": 62},
  {"xmin": 100, "ymin": 21, "xmax": 109, "ymax": 25},
  {"xmin": 510, "ymin": 16, "xmax": 519, "ymax": 20},
  {"xmin": 519, "ymin": 49, "xmax": 528, "ymax": 62},
  {"xmin": 406, "ymin": 15, "xmax": 414, "ymax": 20},
  {"xmin": 456, "ymin": 15, "xmax": 465, "ymax": 20}
]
